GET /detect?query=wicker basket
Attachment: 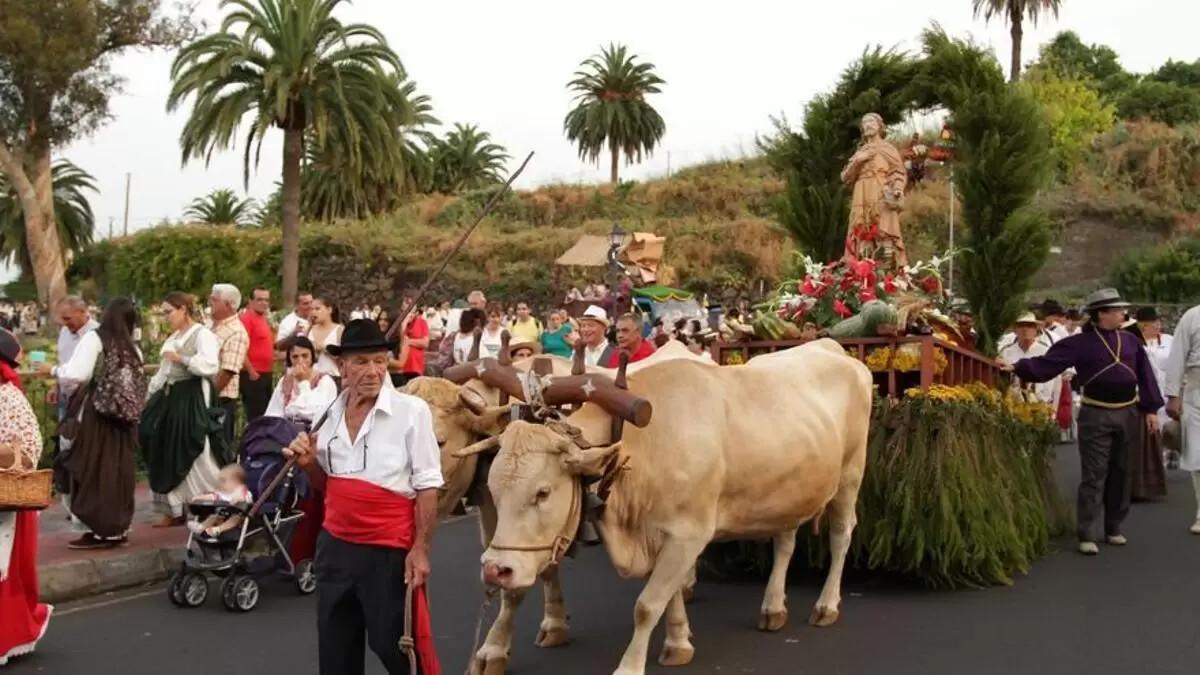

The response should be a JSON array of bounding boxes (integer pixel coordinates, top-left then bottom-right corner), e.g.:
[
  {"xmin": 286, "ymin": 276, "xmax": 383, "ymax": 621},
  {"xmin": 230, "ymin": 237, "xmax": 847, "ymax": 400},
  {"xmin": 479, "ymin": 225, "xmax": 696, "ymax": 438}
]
[{"xmin": 0, "ymin": 468, "xmax": 53, "ymax": 511}]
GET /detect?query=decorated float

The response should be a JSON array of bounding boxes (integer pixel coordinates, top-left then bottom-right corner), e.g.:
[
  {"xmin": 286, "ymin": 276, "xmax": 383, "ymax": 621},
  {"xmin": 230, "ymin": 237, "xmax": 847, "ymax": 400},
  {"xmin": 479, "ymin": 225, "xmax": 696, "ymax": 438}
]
[{"xmin": 702, "ymin": 111, "xmax": 1065, "ymax": 589}]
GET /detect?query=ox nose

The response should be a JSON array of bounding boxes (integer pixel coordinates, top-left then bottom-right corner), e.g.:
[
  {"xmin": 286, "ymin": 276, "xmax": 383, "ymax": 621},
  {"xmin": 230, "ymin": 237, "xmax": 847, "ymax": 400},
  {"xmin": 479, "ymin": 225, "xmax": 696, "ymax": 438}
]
[{"xmin": 482, "ymin": 561, "xmax": 513, "ymax": 587}]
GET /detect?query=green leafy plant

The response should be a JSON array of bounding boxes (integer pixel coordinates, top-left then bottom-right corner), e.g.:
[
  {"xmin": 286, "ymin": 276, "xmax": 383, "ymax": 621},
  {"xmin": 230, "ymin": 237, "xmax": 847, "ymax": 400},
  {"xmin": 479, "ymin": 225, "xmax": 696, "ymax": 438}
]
[
  {"xmin": 1109, "ymin": 237, "xmax": 1200, "ymax": 303},
  {"xmin": 428, "ymin": 124, "xmax": 510, "ymax": 194},
  {"xmin": 183, "ymin": 189, "xmax": 257, "ymax": 226},
  {"xmin": 1021, "ymin": 71, "xmax": 1116, "ymax": 175}
]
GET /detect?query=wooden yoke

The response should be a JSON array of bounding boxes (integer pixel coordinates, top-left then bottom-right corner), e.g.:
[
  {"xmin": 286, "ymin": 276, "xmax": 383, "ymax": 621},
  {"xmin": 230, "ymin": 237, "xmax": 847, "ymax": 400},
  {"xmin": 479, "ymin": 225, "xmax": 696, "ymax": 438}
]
[
  {"xmin": 497, "ymin": 330, "xmax": 512, "ymax": 405},
  {"xmin": 442, "ymin": 359, "xmax": 525, "ymax": 402},
  {"xmin": 541, "ymin": 369, "xmax": 651, "ymax": 427},
  {"xmin": 571, "ymin": 340, "xmax": 586, "ymax": 375},
  {"xmin": 468, "ymin": 328, "xmax": 483, "ymax": 361}
]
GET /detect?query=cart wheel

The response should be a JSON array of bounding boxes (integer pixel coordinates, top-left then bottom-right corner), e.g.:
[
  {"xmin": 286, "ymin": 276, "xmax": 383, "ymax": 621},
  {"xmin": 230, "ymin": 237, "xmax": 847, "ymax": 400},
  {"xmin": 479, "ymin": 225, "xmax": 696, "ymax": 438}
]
[
  {"xmin": 222, "ymin": 575, "xmax": 259, "ymax": 612},
  {"xmin": 180, "ymin": 572, "xmax": 208, "ymax": 608},
  {"xmin": 167, "ymin": 570, "xmax": 187, "ymax": 606},
  {"xmin": 294, "ymin": 559, "xmax": 317, "ymax": 595}
]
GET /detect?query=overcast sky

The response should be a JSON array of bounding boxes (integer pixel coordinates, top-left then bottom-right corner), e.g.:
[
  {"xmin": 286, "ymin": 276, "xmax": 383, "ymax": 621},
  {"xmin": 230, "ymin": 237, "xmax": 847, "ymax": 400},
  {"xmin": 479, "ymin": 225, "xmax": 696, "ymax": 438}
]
[{"xmin": 5, "ymin": 0, "xmax": 1198, "ymax": 284}]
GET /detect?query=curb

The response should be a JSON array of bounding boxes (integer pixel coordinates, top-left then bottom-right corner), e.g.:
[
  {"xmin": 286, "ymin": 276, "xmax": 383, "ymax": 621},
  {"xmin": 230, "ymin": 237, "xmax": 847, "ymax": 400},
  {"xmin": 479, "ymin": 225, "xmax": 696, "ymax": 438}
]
[{"xmin": 39, "ymin": 546, "xmax": 184, "ymax": 604}]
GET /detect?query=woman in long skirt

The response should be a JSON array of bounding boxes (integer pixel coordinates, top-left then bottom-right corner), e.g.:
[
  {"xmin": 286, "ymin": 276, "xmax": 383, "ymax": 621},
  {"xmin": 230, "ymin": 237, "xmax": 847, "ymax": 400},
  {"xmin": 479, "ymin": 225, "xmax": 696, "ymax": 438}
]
[
  {"xmin": 139, "ymin": 293, "xmax": 227, "ymax": 527},
  {"xmin": 0, "ymin": 329, "xmax": 52, "ymax": 665},
  {"xmin": 55, "ymin": 298, "xmax": 142, "ymax": 549}
]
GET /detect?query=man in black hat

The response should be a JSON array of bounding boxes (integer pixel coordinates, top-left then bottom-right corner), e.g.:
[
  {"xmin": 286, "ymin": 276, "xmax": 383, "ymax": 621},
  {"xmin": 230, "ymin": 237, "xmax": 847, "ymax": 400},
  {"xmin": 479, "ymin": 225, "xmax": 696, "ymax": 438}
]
[
  {"xmin": 1005, "ymin": 288, "xmax": 1164, "ymax": 556},
  {"xmin": 286, "ymin": 319, "xmax": 443, "ymax": 674},
  {"xmin": 1037, "ymin": 298, "xmax": 1070, "ymax": 344}
]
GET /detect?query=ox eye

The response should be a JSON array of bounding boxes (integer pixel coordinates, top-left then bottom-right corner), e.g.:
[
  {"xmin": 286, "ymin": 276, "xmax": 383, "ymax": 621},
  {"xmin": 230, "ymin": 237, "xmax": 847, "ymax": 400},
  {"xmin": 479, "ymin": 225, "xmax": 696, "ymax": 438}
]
[{"xmin": 534, "ymin": 486, "xmax": 552, "ymax": 503}]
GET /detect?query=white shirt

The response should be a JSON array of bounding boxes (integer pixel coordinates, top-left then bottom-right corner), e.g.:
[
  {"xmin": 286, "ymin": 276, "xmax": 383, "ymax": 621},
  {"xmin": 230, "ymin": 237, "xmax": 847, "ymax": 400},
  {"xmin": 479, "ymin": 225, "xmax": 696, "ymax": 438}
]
[
  {"xmin": 1164, "ymin": 306, "xmax": 1200, "ymax": 398},
  {"xmin": 452, "ymin": 332, "xmax": 476, "ymax": 365},
  {"xmin": 148, "ymin": 324, "xmax": 221, "ymax": 397},
  {"xmin": 1000, "ymin": 339, "xmax": 1061, "ymax": 409},
  {"xmin": 57, "ymin": 331, "xmax": 144, "ymax": 391},
  {"xmin": 583, "ymin": 341, "xmax": 609, "ymax": 367},
  {"xmin": 315, "ymin": 388, "xmax": 443, "ymax": 498},
  {"xmin": 265, "ymin": 374, "xmax": 338, "ymax": 421},
  {"xmin": 276, "ymin": 312, "xmax": 309, "ymax": 343},
  {"xmin": 311, "ymin": 324, "xmax": 343, "ymax": 376},
  {"xmin": 54, "ymin": 318, "xmax": 99, "ymax": 392},
  {"xmin": 480, "ymin": 327, "xmax": 504, "ymax": 358}
]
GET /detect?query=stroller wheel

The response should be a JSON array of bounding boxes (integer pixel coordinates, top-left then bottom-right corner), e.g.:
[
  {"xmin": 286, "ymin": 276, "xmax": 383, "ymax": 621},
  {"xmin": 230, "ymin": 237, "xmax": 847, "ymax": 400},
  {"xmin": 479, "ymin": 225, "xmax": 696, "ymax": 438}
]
[
  {"xmin": 295, "ymin": 559, "xmax": 317, "ymax": 595},
  {"xmin": 222, "ymin": 575, "xmax": 260, "ymax": 612},
  {"xmin": 180, "ymin": 572, "xmax": 209, "ymax": 607},
  {"xmin": 167, "ymin": 570, "xmax": 187, "ymax": 606}
]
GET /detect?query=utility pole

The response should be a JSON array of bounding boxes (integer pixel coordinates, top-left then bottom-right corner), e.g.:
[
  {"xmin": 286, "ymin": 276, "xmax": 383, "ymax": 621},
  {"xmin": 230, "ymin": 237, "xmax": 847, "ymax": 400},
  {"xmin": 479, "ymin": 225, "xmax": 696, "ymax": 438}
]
[
  {"xmin": 122, "ymin": 172, "xmax": 131, "ymax": 237},
  {"xmin": 108, "ymin": 217, "xmax": 114, "ymax": 240}
]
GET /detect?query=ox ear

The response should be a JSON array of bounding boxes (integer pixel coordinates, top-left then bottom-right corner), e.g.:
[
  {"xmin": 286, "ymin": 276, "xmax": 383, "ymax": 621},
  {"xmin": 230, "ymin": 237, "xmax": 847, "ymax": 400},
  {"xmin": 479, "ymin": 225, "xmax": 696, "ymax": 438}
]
[
  {"xmin": 466, "ymin": 403, "xmax": 514, "ymax": 434},
  {"xmin": 562, "ymin": 442, "xmax": 622, "ymax": 477},
  {"xmin": 452, "ymin": 435, "xmax": 502, "ymax": 458}
]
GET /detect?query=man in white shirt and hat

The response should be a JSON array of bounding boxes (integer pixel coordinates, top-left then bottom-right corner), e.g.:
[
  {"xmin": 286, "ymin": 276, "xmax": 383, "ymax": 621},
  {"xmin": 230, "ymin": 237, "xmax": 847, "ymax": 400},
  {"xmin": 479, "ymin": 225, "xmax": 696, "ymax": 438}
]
[
  {"xmin": 999, "ymin": 312, "xmax": 1060, "ymax": 410},
  {"xmin": 578, "ymin": 305, "xmax": 615, "ymax": 367},
  {"xmin": 286, "ymin": 318, "xmax": 444, "ymax": 674},
  {"xmin": 1164, "ymin": 302, "xmax": 1200, "ymax": 534}
]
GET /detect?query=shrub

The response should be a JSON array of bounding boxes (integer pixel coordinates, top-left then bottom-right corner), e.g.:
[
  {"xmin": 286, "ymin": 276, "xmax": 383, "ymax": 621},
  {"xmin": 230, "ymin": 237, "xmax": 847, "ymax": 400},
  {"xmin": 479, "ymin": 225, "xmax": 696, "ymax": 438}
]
[
  {"xmin": 1021, "ymin": 71, "xmax": 1117, "ymax": 176},
  {"xmin": 1117, "ymin": 80, "xmax": 1200, "ymax": 126},
  {"xmin": 1109, "ymin": 237, "xmax": 1200, "ymax": 303}
]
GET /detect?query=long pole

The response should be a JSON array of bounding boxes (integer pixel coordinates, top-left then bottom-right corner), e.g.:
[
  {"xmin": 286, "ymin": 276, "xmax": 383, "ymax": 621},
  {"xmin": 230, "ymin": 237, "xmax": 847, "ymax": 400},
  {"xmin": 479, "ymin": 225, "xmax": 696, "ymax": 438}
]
[
  {"xmin": 947, "ymin": 163, "xmax": 955, "ymax": 296},
  {"xmin": 107, "ymin": 217, "xmax": 113, "ymax": 240},
  {"xmin": 122, "ymin": 173, "xmax": 131, "ymax": 237}
]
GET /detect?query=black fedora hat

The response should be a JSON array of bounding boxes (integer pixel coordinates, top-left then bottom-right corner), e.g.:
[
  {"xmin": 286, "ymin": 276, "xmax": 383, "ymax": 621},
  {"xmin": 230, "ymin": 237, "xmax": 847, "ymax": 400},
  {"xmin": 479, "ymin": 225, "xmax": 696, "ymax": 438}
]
[
  {"xmin": 1134, "ymin": 306, "xmax": 1159, "ymax": 322},
  {"xmin": 326, "ymin": 319, "xmax": 397, "ymax": 357},
  {"xmin": 1038, "ymin": 298, "xmax": 1066, "ymax": 317}
]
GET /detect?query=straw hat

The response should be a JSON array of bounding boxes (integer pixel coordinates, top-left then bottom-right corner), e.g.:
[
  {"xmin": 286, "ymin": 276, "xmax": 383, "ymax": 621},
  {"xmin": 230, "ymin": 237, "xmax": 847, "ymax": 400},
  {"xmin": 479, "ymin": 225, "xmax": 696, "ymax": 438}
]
[
  {"xmin": 1014, "ymin": 312, "xmax": 1042, "ymax": 326},
  {"xmin": 508, "ymin": 340, "xmax": 542, "ymax": 359}
]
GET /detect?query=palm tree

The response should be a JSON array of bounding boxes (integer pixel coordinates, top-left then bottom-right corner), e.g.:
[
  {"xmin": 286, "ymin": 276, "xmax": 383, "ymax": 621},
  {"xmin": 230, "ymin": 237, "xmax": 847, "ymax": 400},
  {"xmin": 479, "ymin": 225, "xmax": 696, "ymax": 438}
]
[
  {"xmin": 564, "ymin": 43, "xmax": 666, "ymax": 184},
  {"xmin": 167, "ymin": 0, "xmax": 406, "ymax": 305},
  {"xmin": 429, "ymin": 124, "xmax": 510, "ymax": 193},
  {"xmin": 302, "ymin": 75, "xmax": 439, "ymax": 219},
  {"xmin": 973, "ymin": 0, "xmax": 1063, "ymax": 82},
  {"xmin": 0, "ymin": 160, "xmax": 96, "ymax": 280},
  {"xmin": 184, "ymin": 189, "xmax": 258, "ymax": 225}
]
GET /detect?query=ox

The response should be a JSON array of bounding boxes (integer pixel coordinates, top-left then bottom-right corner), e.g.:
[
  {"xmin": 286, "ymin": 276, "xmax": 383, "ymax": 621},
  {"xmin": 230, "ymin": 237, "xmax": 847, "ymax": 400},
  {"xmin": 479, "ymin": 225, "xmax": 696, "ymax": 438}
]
[
  {"xmin": 456, "ymin": 340, "xmax": 872, "ymax": 675},
  {"xmin": 402, "ymin": 343, "xmax": 709, "ymax": 658}
]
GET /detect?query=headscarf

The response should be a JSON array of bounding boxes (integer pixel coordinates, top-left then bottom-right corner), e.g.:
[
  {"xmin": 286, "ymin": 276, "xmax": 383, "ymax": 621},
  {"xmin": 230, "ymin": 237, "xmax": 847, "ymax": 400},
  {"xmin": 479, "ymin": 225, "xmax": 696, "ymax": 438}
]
[{"xmin": 0, "ymin": 328, "xmax": 21, "ymax": 392}]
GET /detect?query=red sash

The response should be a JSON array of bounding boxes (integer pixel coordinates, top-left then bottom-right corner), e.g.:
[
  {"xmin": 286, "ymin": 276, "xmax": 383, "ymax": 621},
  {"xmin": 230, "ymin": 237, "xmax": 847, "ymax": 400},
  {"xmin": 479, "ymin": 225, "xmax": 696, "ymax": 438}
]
[
  {"xmin": 1056, "ymin": 380, "xmax": 1073, "ymax": 430},
  {"xmin": 325, "ymin": 477, "xmax": 441, "ymax": 675}
]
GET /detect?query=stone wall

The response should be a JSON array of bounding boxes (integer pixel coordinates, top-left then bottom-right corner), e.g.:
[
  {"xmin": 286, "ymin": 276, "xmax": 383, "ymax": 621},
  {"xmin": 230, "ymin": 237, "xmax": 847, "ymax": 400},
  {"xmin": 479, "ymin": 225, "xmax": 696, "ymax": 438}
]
[{"xmin": 1032, "ymin": 217, "xmax": 1169, "ymax": 290}]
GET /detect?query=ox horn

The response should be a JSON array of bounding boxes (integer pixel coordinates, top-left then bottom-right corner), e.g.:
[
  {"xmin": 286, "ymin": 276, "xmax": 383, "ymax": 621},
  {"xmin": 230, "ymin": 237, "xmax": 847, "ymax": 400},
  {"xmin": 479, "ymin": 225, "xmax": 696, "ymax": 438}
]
[
  {"xmin": 458, "ymin": 389, "xmax": 513, "ymax": 422},
  {"xmin": 452, "ymin": 435, "xmax": 502, "ymax": 458},
  {"xmin": 540, "ymin": 375, "xmax": 652, "ymax": 427},
  {"xmin": 562, "ymin": 441, "xmax": 623, "ymax": 477}
]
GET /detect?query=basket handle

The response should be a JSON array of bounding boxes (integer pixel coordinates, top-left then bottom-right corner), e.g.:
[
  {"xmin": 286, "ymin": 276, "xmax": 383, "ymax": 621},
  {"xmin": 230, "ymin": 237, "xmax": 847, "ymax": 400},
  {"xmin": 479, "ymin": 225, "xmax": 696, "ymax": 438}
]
[{"xmin": 0, "ymin": 442, "xmax": 30, "ymax": 473}]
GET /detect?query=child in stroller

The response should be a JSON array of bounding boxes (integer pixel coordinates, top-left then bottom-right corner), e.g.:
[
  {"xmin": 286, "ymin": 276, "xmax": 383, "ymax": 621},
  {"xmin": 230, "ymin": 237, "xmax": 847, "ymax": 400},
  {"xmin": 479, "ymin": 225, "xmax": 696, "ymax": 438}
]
[
  {"xmin": 187, "ymin": 464, "xmax": 252, "ymax": 537},
  {"xmin": 167, "ymin": 417, "xmax": 314, "ymax": 612}
]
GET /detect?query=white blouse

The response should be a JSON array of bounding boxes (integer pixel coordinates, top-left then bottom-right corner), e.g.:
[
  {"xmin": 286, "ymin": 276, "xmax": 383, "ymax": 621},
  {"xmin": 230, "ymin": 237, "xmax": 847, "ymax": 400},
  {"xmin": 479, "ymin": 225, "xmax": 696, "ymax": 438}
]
[
  {"xmin": 148, "ymin": 323, "xmax": 220, "ymax": 396},
  {"xmin": 310, "ymin": 324, "xmax": 343, "ymax": 377},
  {"xmin": 264, "ymin": 374, "xmax": 338, "ymax": 422},
  {"xmin": 56, "ymin": 331, "xmax": 143, "ymax": 392}
]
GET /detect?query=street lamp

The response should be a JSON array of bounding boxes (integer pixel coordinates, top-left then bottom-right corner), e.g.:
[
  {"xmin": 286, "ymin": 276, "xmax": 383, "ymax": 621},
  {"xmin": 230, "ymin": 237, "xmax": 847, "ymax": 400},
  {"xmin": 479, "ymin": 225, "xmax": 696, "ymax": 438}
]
[{"xmin": 607, "ymin": 223, "xmax": 625, "ymax": 319}]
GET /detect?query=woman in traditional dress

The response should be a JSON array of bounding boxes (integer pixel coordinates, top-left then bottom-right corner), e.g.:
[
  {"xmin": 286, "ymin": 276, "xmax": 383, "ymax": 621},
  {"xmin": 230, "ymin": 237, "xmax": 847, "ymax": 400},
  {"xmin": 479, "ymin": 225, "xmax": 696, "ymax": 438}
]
[
  {"xmin": 307, "ymin": 296, "xmax": 343, "ymax": 386},
  {"xmin": 264, "ymin": 337, "xmax": 338, "ymax": 569},
  {"xmin": 56, "ymin": 297, "xmax": 142, "ymax": 549},
  {"xmin": 1122, "ymin": 320, "xmax": 1168, "ymax": 501},
  {"xmin": 139, "ymin": 293, "xmax": 227, "ymax": 527},
  {"xmin": 0, "ymin": 328, "xmax": 52, "ymax": 665}
]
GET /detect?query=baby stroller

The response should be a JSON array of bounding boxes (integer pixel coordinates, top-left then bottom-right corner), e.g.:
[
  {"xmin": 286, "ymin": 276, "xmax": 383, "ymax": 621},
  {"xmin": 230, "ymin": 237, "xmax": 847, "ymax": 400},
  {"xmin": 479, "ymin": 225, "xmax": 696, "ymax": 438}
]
[{"xmin": 167, "ymin": 417, "xmax": 315, "ymax": 612}]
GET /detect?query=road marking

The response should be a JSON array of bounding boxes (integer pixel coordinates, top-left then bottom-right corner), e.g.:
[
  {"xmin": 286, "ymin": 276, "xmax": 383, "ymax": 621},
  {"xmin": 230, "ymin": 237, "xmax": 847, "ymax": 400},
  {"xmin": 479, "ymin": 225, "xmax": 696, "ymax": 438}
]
[{"xmin": 56, "ymin": 587, "xmax": 164, "ymax": 616}]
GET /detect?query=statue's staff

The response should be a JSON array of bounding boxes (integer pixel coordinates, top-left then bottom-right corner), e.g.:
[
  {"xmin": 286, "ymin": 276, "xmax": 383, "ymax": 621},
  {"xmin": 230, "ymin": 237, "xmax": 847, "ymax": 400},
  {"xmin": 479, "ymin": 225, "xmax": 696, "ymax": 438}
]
[{"xmin": 251, "ymin": 150, "xmax": 534, "ymax": 515}]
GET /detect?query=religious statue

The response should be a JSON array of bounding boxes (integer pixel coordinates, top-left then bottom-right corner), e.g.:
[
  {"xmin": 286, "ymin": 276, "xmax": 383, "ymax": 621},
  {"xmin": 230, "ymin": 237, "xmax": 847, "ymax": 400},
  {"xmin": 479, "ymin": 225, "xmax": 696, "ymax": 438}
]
[{"xmin": 840, "ymin": 112, "xmax": 908, "ymax": 270}]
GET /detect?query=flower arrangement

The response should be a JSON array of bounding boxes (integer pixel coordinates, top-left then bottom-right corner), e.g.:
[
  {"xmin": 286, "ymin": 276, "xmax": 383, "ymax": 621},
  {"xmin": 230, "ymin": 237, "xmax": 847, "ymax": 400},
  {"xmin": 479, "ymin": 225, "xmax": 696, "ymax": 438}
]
[
  {"xmin": 862, "ymin": 345, "xmax": 948, "ymax": 374},
  {"xmin": 906, "ymin": 383, "xmax": 1055, "ymax": 428},
  {"xmin": 762, "ymin": 250, "xmax": 951, "ymax": 331}
]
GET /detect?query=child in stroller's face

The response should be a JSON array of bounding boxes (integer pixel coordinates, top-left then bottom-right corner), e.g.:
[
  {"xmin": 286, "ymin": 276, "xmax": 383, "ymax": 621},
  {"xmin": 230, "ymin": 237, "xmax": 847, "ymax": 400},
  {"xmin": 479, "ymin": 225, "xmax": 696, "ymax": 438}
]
[{"xmin": 187, "ymin": 464, "xmax": 253, "ymax": 537}]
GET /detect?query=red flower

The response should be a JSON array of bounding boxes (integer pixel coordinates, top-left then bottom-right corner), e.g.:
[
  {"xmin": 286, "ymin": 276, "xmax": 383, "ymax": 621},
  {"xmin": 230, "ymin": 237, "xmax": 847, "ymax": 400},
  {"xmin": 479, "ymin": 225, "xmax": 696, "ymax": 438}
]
[
  {"xmin": 802, "ymin": 278, "xmax": 818, "ymax": 296},
  {"xmin": 920, "ymin": 275, "xmax": 942, "ymax": 295},
  {"xmin": 858, "ymin": 287, "xmax": 876, "ymax": 302},
  {"xmin": 851, "ymin": 259, "xmax": 875, "ymax": 279},
  {"xmin": 840, "ymin": 274, "xmax": 856, "ymax": 291},
  {"xmin": 833, "ymin": 299, "xmax": 852, "ymax": 318},
  {"xmin": 883, "ymin": 274, "xmax": 897, "ymax": 294}
]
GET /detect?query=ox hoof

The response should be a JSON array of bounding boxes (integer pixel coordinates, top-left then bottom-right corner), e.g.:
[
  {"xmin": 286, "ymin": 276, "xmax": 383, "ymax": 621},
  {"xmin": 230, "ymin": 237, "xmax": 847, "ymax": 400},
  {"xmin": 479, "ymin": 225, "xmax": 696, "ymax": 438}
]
[
  {"xmin": 808, "ymin": 605, "xmax": 840, "ymax": 627},
  {"xmin": 658, "ymin": 642, "xmax": 695, "ymax": 667},
  {"xmin": 757, "ymin": 609, "xmax": 789, "ymax": 632},
  {"xmin": 681, "ymin": 584, "xmax": 695, "ymax": 604},
  {"xmin": 535, "ymin": 625, "xmax": 570, "ymax": 648},
  {"xmin": 470, "ymin": 656, "xmax": 509, "ymax": 675}
]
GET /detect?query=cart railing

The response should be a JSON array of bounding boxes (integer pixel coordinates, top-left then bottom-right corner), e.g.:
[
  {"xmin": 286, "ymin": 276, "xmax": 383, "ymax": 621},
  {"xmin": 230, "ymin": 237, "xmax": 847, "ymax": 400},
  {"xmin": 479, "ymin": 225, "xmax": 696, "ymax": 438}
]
[{"xmin": 712, "ymin": 336, "xmax": 1000, "ymax": 398}]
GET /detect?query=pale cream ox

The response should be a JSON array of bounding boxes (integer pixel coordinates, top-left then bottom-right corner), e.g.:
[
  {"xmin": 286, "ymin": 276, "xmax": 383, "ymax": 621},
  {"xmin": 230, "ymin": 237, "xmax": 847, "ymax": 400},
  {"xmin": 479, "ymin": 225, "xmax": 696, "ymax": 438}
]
[
  {"xmin": 456, "ymin": 339, "xmax": 872, "ymax": 675},
  {"xmin": 403, "ymin": 342, "xmax": 710, "ymax": 656}
]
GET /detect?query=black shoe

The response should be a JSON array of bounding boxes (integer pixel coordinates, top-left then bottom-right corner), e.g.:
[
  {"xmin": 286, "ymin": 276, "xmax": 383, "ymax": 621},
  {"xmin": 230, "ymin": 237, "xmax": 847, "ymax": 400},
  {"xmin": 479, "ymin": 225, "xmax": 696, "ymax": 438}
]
[{"xmin": 67, "ymin": 533, "xmax": 121, "ymax": 550}]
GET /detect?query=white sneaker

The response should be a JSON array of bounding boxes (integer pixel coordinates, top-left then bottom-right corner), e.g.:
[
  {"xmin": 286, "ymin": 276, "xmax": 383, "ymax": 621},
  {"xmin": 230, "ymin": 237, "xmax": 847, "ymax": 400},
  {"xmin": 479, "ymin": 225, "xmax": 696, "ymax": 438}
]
[
  {"xmin": 1078, "ymin": 541, "xmax": 1099, "ymax": 555},
  {"xmin": 1190, "ymin": 519, "xmax": 1200, "ymax": 535},
  {"xmin": 1105, "ymin": 534, "xmax": 1127, "ymax": 546}
]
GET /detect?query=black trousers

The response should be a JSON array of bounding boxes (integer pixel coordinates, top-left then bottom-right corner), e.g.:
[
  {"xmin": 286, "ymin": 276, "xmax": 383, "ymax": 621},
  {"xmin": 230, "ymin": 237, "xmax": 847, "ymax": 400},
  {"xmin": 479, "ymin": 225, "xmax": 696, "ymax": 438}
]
[
  {"xmin": 218, "ymin": 398, "xmax": 239, "ymax": 449},
  {"xmin": 239, "ymin": 371, "xmax": 273, "ymax": 423},
  {"xmin": 1076, "ymin": 405, "xmax": 1138, "ymax": 542},
  {"xmin": 316, "ymin": 530, "xmax": 416, "ymax": 675}
]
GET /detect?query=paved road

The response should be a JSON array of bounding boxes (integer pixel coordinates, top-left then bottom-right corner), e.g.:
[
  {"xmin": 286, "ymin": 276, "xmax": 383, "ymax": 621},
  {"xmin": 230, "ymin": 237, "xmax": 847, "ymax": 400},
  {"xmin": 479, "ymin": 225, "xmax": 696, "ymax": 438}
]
[{"xmin": 9, "ymin": 446, "xmax": 1200, "ymax": 675}]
